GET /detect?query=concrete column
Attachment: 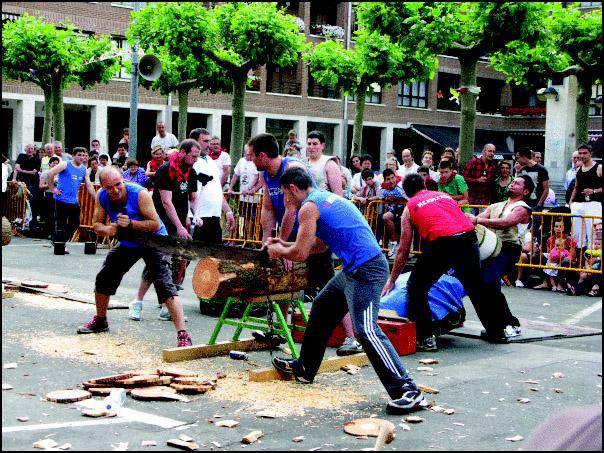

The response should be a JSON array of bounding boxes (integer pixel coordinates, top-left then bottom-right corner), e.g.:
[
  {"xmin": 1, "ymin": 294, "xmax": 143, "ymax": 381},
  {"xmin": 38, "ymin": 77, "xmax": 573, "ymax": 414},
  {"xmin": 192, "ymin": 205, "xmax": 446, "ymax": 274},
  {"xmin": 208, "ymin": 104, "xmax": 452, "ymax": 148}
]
[
  {"xmin": 208, "ymin": 113, "xmax": 222, "ymax": 137},
  {"xmin": 295, "ymin": 118, "xmax": 308, "ymax": 159},
  {"xmin": 380, "ymin": 125, "xmax": 394, "ymax": 169},
  {"xmin": 333, "ymin": 123, "xmax": 343, "ymax": 160},
  {"xmin": 543, "ymin": 76, "xmax": 578, "ymax": 186},
  {"xmin": 13, "ymin": 98, "xmax": 36, "ymax": 160},
  {"xmin": 90, "ymin": 103, "xmax": 108, "ymax": 150},
  {"xmin": 251, "ymin": 116, "xmax": 266, "ymax": 136}
]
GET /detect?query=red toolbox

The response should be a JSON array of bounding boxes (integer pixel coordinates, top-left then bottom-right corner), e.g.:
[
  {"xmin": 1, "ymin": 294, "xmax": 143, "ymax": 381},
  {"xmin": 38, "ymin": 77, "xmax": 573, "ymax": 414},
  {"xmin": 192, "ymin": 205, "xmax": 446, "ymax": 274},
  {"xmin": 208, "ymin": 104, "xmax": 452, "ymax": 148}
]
[{"xmin": 291, "ymin": 311, "xmax": 416, "ymax": 355}]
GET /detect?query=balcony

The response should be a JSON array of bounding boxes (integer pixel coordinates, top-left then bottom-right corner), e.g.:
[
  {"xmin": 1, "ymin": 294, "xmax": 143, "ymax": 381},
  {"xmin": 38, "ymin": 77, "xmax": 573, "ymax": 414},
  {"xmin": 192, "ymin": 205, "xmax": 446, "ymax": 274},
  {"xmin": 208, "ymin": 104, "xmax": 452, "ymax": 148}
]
[{"xmin": 267, "ymin": 80, "xmax": 302, "ymax": 96}]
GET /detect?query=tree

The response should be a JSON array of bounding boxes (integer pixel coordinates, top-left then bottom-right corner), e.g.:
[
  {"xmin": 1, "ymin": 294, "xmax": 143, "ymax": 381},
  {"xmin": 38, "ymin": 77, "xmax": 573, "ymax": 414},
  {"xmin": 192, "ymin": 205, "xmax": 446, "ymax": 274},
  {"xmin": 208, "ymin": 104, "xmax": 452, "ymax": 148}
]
[
  {"xmin": 130, "ymin": 2, "xmax": 305, "ymax": 162},
  {"xmin": 306, "ymin": 2, "xmax": 456, "ymax": 154},
  {"xmin": 491, "ymin": 4, "xmax": 602, "ymax": 146},
  {"xmin": 2, "ymin": 14, "xmax": 119, "ymax": 145}
]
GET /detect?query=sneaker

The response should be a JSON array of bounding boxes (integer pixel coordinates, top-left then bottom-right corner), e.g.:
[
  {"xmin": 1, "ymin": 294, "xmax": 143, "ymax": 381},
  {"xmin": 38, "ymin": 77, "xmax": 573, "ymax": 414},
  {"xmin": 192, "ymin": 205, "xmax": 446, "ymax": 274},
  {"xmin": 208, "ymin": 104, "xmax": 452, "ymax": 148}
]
[
  {"xmin": 177, "ymin": 331, "xmax": 192, "ymax": 347},
  {"xmin": 515, "ymin": 280, "xmax": 524, "ymax": 288},
  {"xmin": 386, "ymin": 385, "xmax": 427, "ymax": 414},
  {"xmin": 129, "ymin": 300, "xmax": 143, "ymax": 321},
  {"xmin": 480, "ymin": 329, "xmax": 510, "ymax": 344},
  {"xmin": 158, "ymin": 305, "xmax": 172, "ymax": 321},
  {"xmin": 504, "ymin": 325, "xmax": 522, "ymax": 337},
  {"xmin": 336, "ymin": 337, "xmax": 364, "ymax": 356},
  {"xmin": 272, "ymin": 357, "xmax": 313, "ymax": 383},
  {"xmin": 416, "ymin": 336, "xmax": 437, "ymax": 352},
  {"xmin": 388, "ymin": 242, "xmax": 399, "ymax": 258},
  {"xmin": 77, "ymin": 315, "xmax": 109, "ymax": 334}
]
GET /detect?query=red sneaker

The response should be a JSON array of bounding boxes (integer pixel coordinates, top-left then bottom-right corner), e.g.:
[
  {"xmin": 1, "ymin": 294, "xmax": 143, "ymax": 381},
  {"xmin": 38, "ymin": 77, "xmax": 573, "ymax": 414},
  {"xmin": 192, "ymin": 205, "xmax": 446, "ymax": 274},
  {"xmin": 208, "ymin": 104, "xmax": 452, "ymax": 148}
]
[
  {"xmin": 77, "ymin": 315, "xmax": 109, "ymax": 334},
  {"xmin": 177, "ymin": 331, "xmax": 192, "ymax": 347}
]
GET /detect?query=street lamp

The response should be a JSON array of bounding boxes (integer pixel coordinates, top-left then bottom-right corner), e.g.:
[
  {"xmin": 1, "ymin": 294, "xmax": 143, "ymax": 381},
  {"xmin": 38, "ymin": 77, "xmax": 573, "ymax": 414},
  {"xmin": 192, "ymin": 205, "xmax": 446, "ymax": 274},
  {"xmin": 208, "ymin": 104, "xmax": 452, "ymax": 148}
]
[{"xmin": 537, "ymin": 86, "xmax": 559, "ymax": 102}]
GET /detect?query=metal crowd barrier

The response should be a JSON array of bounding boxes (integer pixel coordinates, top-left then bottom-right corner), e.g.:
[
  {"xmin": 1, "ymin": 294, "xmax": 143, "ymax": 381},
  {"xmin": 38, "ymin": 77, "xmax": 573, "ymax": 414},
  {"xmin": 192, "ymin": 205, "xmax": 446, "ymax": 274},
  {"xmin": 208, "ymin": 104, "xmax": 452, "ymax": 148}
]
[
  {"xmin": 1, "ymin": 181, "xmax": 28, "ymax": 234},
  {"xmin": 223, "ymin": 191, "xmax": 264, "ymax": 247},
  {"xmin": 517, "ymin": 211, "xmax": 602, "ymax": 275}
]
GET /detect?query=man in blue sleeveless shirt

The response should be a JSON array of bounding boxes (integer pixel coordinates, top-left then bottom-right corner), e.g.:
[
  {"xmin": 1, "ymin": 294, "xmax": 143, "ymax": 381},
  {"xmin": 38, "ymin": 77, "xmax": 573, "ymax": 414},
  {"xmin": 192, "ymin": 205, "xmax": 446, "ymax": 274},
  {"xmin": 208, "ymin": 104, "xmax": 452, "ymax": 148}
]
[
  {"xmin": 47, "ymin": 147, "xmax": 96, "ymax": 252},
  {"xmin": 267, "ymin": 168, "xmax": 426, "ymax": 414},
  {"xmin": 76, "ymin": 167, "xmax": 192, "ymax": 347}
]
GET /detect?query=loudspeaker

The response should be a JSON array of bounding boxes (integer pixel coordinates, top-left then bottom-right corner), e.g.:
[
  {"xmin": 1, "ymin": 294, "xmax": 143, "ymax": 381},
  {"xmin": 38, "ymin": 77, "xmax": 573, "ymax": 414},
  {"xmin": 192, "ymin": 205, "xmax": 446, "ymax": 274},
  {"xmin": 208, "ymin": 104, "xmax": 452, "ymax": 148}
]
[
  {"xmin": 138, "ymin": 54, "xmax": 162, "ymax": 81},
  {"xmin": 84, "ymin": 242, "xmax": 97, "ymax": 255}
]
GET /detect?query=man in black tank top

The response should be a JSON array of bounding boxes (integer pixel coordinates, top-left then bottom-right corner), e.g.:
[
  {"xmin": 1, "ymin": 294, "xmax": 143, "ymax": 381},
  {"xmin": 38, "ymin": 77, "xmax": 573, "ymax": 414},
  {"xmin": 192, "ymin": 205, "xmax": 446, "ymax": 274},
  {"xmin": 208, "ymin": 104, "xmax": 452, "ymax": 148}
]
[{"xmin": 569, "ymin": 144, "xmax": 603, "ymax": 249}]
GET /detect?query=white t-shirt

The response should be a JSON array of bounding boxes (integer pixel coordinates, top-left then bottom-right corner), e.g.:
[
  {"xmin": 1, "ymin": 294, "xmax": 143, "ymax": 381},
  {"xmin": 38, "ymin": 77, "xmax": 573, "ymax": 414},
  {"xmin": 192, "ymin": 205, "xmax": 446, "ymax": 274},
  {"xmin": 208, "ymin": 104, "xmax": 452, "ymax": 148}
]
[
  {"xmin": 193, "ymin": 156, "xmax": 223, "ymax": 218},
  {"xmin": 2, "ymin": 162, "xmax": 11, "ymax": 193},
  {"xmin": 151, "ymin": 133, "xmax": 179, "ymax": 150},
  {"xmin": 215, "ymin": 151, "xmax": 232, "ymax": 186},
  {"xmin": 397, "ymin": 163, "xmax": 419, "ymax": 179},
  {"xmin": 351, "ymin": 172, "xmax": 366, "ymax": 192},
  {"xmin": 234, "ymin": 158, "xmax": 259, "ymax": 203}
]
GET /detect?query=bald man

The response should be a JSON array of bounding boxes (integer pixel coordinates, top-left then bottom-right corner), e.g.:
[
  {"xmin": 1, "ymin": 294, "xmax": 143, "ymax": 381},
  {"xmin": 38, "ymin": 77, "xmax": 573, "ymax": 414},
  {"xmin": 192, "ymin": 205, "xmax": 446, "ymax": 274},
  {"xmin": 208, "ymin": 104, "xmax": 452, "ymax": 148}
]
[{"xmin": 77, "ymin": 167, "xmax": 192, "ymax": 347}]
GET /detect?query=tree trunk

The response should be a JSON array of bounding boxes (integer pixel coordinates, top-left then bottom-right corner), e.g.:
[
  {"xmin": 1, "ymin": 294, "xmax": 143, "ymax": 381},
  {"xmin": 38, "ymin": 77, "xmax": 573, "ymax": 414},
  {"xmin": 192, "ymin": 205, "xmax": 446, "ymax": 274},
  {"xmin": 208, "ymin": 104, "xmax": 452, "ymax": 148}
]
[
  {"xmin": 192, "ymin": 256, "xmax": 308, "ymax": 299},
  {"xmin": 575, "ymin": 76, "xmax": 592, "ymax": 147},
  {"xmin": 42, "ymin": 87, "xmax": 54, "ymax": 144},
  {"xmin": 51, "ymin": 72, "xmax": 65, "ymax": 144},
  {"xmin": 352, "ymin": 80, "xmax": 368, "ymax": 154},
  {"xmin": 230, "ymin": 72, "xmax": 247, "ymax": 165},
  {"xmin": 177, "ymin": 88, "xmax": 189, "ymax": 143},
  {"xmin": 458, "ymin": 57, "xmax": 479, "ymax": 165}
]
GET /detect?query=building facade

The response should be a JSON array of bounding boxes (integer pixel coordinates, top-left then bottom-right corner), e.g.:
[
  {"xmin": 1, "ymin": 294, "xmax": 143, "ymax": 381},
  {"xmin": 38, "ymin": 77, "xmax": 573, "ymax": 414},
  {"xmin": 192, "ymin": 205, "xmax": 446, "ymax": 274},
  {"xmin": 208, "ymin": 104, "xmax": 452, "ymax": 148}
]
[{"xmin": 2, "ymin": 1, "xmax": 602, "ymax": 170}]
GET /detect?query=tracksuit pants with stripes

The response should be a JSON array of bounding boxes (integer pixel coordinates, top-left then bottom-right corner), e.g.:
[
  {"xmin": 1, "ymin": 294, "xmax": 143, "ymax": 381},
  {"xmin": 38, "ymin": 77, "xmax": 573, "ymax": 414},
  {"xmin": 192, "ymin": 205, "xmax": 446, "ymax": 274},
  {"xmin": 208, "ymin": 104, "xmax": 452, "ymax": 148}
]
[{"xmin": 299, "ymin": 253, "xmax": 416, "ymax": 399}]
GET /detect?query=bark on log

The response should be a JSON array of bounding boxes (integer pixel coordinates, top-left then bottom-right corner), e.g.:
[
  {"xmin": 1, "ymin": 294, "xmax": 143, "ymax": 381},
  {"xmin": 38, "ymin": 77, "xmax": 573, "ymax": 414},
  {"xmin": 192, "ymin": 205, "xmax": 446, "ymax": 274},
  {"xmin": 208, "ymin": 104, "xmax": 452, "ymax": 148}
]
[
  {"xmin": 192, "ymin": 256, "xmax": 308, "ymax": 299},
  {"xmin": 2, "ymin": 217, "xmax": 12, "ymax": 246}
]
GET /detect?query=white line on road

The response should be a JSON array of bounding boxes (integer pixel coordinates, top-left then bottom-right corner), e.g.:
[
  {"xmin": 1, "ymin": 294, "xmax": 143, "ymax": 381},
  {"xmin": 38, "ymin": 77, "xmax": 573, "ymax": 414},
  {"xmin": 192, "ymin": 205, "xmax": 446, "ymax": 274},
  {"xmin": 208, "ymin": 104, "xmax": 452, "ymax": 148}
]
[
  {"xmin": 564, "ymin": 300, "xmax": 602, "ymax": 326},
  {"xmin": 2, "ymin": 418, "xmax": 128, "ymax": 433}
]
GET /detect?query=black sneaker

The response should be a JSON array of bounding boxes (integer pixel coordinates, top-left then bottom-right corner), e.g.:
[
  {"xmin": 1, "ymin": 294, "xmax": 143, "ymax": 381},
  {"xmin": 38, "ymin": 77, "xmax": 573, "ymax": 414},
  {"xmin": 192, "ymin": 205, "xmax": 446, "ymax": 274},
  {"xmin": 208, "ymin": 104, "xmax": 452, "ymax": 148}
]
[
  {"xmin": 77, "ymin": 315, "xmax": 109, "ymax": 334},
  {"xmin": 416, "ymin": 336, "xmax": 437, "ymax": 352},
  {"xmin": 480, "ymin": 329, "xmax": 510, "ymax": 344},
  {"xmin": 272, "ymin": 357, "xmax": 313, "ymax": 384},
  {"xmin": 303, "ymin": 288, "xmax": 318, "ymax": 303},
  {"xmin": 386, "ymin": 385, "xmax": 427, "ymax": 414}
]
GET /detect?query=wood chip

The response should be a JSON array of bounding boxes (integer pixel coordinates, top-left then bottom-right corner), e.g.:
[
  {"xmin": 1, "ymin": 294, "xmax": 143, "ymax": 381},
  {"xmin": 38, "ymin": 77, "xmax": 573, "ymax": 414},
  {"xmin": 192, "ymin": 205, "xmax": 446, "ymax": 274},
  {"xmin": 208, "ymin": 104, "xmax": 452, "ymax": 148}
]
[
  {"xmin": 505, "ymin": 435, "xmax": 524, "ymax": 442},
  {"xmin": 45, "ymin": 389, "xmax": 91, "ymax": 403},
  {"xmin": 33, "ymin": 439, "xmax": 59, "ymax": 449},
  {"xmin": 419, "ymin": 358, "xmax": 439, "ymax": 365},
  {"xmin": 452, "ymin": 422, "xmax": 465, "ymax": 427},
  {"xmin": 418, "ymin": 384, "xmax": 439, "ymax": 394},
  {"xmin": 241, "ymin": 430, "xmax": 263, "ymax": 444},
  {"xmin": 4, "ymin": 363, "xmax": 18, "ymax": 369},
  {"xmin": 341, "ymin": 364, "xmax": 361, "ymax": 375},
  {"xmin": 141, "ymin": 441, "xmax": 157, "ymax": 447},
  {"xmin": 553, "ymin": 388, "xmax": 564, "ymax": 393},
  {"xmin": 167, "ymin": 439, "xmax": 199, "ymax": 450},
  {"xmin": 256, "ymin": 410, "xmax": 278, "ymax": 418},
  {"xmin": 528, "ymin": 387, "xmax": 540, "ymax": 392},
  {"xmin": 404, "ymin": 416, "xmax": 424, "ymax": 423},
  {"xmin": 216, "ymin": 420, "xmax": 240, "ymax": 428},
  {"xmin": 443, "ymin": 408, "xmax": 455, "ymax": 415},
  {"xmin": 210, "ymin": 441, "xmax": 221, "ymax": 448},
  {"xmin": 292, "ymin": 436, "xmax": 305, "ymax": 442},
  {"xmin": 517, "ymin": 398, "xmax": 531, "ymax": 404},
  {"xmin": 83, "ymin": 349, "xmax": 100, "ymax": 356},
  {"xmin": 552, "ymin": 372, "xmax": 565, "ymax": 379},
  {"xmin": 216, "ymin": 372, "xmax": 227, "ymax": 380},
  {"xmin": 417, "ymin": 366, "xmax": 434, "ymax": 372},
  {"xmin": 178, "ymin": 434, "xmax": 195, "ymax": 443},
  {"xmin": 399, "ymin": 423, "xmax": 411, "ymax": 431},
  {"xmin": 17, "ymin": 416, "xmax": 29, "ymax": 422},
  {"xmin": 58, "ymin": 443, "xmax": 72, "ymax": 450},
  {"xmin": 521, "ymin": 380, "xmax": 540, "ymax": 384},
  {"xmin": 2, "ymin": 383, "xmax": 14, "ymax": 390},
  {"xmin": 430, "ymin": 405, "xmax": 446, "ymax": 413}
]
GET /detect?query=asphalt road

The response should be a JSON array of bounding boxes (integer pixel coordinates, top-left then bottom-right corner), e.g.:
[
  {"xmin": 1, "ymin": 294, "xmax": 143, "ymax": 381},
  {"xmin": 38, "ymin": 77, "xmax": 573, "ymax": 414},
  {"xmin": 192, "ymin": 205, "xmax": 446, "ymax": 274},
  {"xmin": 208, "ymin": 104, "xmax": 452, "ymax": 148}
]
[{"xmin": 2, "ymin": 237, "xmax": 602, "ymax": 451}]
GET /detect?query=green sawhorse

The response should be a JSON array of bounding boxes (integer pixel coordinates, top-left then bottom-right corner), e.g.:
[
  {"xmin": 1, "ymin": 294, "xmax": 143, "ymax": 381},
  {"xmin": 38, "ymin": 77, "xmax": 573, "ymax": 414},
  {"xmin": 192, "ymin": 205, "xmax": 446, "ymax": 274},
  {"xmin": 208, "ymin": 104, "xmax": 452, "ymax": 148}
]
[{"xmin": 207, "ymin": 292, "xmax": 308, "ymax": 359}]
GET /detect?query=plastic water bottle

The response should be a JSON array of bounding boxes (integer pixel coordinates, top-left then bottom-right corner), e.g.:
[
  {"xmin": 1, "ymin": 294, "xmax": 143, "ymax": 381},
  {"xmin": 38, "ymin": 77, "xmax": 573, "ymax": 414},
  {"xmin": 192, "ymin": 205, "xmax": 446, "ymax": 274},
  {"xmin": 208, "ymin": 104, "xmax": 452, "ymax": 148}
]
[{"xmin": 103, "ymin": 389, "xmax": 127, "ymax": 414}]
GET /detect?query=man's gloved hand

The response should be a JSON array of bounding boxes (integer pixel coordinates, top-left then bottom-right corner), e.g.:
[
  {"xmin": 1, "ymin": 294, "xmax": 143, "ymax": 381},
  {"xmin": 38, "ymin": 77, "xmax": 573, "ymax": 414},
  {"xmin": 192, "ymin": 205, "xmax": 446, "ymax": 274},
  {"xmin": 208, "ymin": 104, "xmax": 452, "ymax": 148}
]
[{"xmin": 196, "ymin": 172, "xmax": 214, "ymax": 186}]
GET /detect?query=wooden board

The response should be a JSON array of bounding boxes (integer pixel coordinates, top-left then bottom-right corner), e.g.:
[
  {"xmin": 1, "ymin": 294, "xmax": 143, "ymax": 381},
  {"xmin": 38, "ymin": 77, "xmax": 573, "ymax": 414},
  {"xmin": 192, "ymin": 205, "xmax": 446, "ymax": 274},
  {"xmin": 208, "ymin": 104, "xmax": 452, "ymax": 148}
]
[
  {"xmin": 169, "ymin": 383, "xmax": 213, "ymax": 394},
  {"xmin": 45, "ymin": 389, "xmax": 92, "ymax": 403},
  {"xmin": 343, "ymin": 418, "xmax": 395, "ymax": 439},
  {"xmin": 131, "ymin": 387, "xmax": 189, "ymax": 402},
  {"xmin": 163, "ymin": 338, "xmax": 270, "ymax": 363}
]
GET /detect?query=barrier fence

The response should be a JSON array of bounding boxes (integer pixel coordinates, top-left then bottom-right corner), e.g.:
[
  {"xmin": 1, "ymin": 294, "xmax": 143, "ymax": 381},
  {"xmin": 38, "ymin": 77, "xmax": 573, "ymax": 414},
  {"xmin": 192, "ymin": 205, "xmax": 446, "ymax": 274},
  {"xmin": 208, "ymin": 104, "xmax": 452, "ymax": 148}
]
[{"xmin": 6, "ymin": 184, "xmax": 602, "ymax": 277}]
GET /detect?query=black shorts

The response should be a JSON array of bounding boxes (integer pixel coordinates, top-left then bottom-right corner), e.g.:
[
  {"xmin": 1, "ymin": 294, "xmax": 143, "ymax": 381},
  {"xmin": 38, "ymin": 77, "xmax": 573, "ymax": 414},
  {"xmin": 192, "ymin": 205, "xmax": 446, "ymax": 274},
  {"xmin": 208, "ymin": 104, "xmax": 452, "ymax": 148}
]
[
  {"xmin": 193, "ymin": 217, "xmax": 222, "ymax": 244},
  {"xmin": 95, "ymin": 243, "xmax": 177, "ymax": 303}
]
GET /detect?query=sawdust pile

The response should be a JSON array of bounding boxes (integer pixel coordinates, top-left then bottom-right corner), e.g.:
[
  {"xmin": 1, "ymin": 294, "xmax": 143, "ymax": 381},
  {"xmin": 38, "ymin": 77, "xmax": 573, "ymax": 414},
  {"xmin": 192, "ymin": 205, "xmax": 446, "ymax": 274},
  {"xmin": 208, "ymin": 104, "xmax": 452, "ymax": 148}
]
[
  {"xmin": 209, "ymin": 374, "xmax": 365, "ymax": 416},
  {"xmin": 21, "ymin": 331, "xmax": 163, "ymax": 369}
]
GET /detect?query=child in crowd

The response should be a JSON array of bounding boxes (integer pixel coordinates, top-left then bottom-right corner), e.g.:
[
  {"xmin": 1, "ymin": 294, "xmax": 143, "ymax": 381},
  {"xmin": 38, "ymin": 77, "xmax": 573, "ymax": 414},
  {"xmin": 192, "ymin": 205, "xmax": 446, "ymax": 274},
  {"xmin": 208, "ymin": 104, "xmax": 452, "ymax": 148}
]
[
  {"xmin": 535, "ymin": 219, "xmax": 577, "ymax": 292},
  {"xmin": 353, "ymin": 169, "xmax": 381, "ymax": 214},
  {"xmin": 342, "ymin": 174, "xmax": 354, "ymax": 200},
  {"xmin": 418, "ymin": 165, "xmax": 438, "ymax": 191},
  {"xmin": 568, "ymin": 221, "xmax": 601, "ymax": 297},
  {"xmin": 380, "ymin": 168, "xmax": 406, "ymax": 257}
]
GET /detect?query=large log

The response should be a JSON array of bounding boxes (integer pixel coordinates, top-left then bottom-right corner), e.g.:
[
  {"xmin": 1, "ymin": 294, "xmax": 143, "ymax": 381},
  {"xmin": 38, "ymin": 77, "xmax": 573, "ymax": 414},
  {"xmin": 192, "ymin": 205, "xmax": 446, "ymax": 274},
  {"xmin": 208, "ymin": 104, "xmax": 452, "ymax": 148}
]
[
  {"xmin": 192, "ymin": 256, "xmax": 308, "ymax": 299},
  {"xmin": 2, "ymin": 217, "xmax": 12, "ymax": 246}
]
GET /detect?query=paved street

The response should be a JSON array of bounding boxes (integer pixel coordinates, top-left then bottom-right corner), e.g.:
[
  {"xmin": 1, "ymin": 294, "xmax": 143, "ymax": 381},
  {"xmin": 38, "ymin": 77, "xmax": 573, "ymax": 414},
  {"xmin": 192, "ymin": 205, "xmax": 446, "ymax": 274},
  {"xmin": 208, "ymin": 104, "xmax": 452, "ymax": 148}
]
[{"xmin": 2, "ymin": 237, "xmax": 602, "ymax": 451}]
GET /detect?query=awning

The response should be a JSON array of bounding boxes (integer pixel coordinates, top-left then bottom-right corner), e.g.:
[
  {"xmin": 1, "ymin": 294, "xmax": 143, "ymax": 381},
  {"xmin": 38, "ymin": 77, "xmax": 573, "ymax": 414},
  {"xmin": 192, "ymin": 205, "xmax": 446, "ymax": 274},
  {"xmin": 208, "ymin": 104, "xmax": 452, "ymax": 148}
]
[{"xmin": 410, "ymin": 124, "xmax": 513, "ymax": 156}]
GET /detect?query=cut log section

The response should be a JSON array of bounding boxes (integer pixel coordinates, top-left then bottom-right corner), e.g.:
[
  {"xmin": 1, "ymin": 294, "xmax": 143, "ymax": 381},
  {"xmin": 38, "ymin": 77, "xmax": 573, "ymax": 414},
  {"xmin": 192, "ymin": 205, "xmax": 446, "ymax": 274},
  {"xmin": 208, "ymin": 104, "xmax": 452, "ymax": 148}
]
[
  {"xmin": 172, "ymin": 377, "xmax": 217, "ymax": 388},
  {"xmin": 192, "ymin": 256, "xmax": 308, "ymax": 299},
  {"xmin": 169, "ymin": 383, "xmax": 213, "ymax": 394},
  {"xmin": 156, "ymin": 368, "xmax": 199, "ymax": 378},
  {"xmin": 88, "ymin": 387, "xmax": 131, "ymax": 396},
  {"xmin": 45, "ymin": 389, "xmax": 92, "ymax": 403},
  {"xmin": 89, "ymin": 373, "xmax": 137, "ymax": 385},
  {"xmin": 116, "ymin": 375, "xmax": 172, "ymax": 387},
  {"xmin": 130, "ymin": 386, "xmax": 189, "ymax": 402},
  {"xmin": 343, "ymin": 418, "xmax": 395, "ymax": 442}
]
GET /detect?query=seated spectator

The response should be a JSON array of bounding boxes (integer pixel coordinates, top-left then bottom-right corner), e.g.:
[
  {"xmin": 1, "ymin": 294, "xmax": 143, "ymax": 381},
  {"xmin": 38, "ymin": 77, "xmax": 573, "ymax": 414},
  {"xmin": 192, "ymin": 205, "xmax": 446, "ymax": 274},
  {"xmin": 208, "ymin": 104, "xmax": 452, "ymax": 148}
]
[
  {"xmin": 146, "ymin": 145, "xmax": 165, "ymax": 178},
  {"xmin": 440, "ymin": 147, "xmax": 458, "ymax": 172},
  {"xmin": 342, "ymin": 174, "xmax": 354, "ymax": 200},
  {"xmin": 351, "ymin": 155, "xmax": 374, "ymax": 194},
  {"xmin": 397, "ymin": 148, "xmax": 419, "ymax": 180},
  {"xmin": 123, "ymin": 158, "xmax": 149, "ymax": 187},
  {"xmin": 353, "ymin": 168, "xmax": 381, "ymax": 212},
  {"xmin": 113, "ymin": 143, "xmax": 129, "ymax": 169},
  {"xmin": 284, "ymin": 129, "xmax": 303, "ymax": 154},
  {"xmin": 418, "ymin": 165, "xmax": 438, "ymax": 191},
  {"xmin": 567, "ymin": 221, "xmax": 601, "ymax": 296},
  {"xmin": 380, "ymin": 158, "xmax": 403, "ymax": 190},
  {"xmin": 349, "ymin": 154, "xmax": 362, "ymax": 175},
  {"xmin": 534, "ymin": 218, "xmax": 577, "ymax": 292},
  {"xmin": 493, "ymin": 160, "xmax": 513, "ymax": 203},
  {"xmin": 98, "ymin": 153, "xmax": 111, "ymax": 169},
  {"xmin": 87, "ymin": 156, "xmax": 100, "ymax": 184},
  {"xmin": 380, "ymin": 168, "xmax": 406, "ymax": 257},
  {"xmin": 421, "ymin": 150, "xmax": 439, "ymax": 180},
  {"xmin": 386, "ymin": 149, "xmax": 400, "ymax": 167},
  {"xmin": 437, "ymin": 160, "xmax": 469, "ymax": 207}
]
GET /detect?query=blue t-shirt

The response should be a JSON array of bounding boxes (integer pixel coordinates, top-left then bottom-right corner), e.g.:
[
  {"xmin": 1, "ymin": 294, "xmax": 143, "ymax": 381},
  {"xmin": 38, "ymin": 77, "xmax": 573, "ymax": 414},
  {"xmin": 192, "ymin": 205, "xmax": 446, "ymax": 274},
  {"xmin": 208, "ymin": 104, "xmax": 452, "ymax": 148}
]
[
  {"xmin": 99, "ymin": 182, "xmax": 167, "ymax": 248},
  {"xmin": 55, "ymin": 161, "xmax": 86, "ymax": 205},
  {"xmin": 303, "ymin": 190, "xmax": 382, "ymax": 273},
  {"xmin": 381, "ymin": 186, "xmax": 406, "ymax": 213},
  {"xmin": 263, "ymin": 156, "xmax": 316, "ymax": 234}
]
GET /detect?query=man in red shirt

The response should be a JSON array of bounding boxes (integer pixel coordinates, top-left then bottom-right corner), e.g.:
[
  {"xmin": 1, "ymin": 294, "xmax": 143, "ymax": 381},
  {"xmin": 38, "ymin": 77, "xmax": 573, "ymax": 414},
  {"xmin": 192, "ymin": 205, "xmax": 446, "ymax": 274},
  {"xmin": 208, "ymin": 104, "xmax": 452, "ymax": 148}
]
[
  {"xmin": 463, "ymin": 143, "xmax": 497, "ymax": 207},
  {"xmin": 382, "ymin": 174, "xmax": 506, "ymax": 351}
]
